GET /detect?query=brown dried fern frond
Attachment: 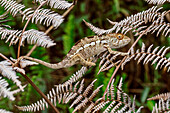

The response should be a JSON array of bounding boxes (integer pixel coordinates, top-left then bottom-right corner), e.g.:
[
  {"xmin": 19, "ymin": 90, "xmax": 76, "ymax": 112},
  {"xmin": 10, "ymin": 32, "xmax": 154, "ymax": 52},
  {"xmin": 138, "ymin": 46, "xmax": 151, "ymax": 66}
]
[
  {"xmin": 144, "ymin": 0, "xmax": 170, "ymax": 5},
  {"xmin": 140, "ymin": 11, "xmax": 170, "ymax": 36},
  {"xmin": 151, "ymin": 98, "xmax": 170, "ymax": 113},
  {"xmin": 34, "ymin": 0, "xmax": 73, "ymax": 9},
  {"xmin": 98, "ymin": 51, "xmax": 121, "ymax": 74},
  {"xmin": 63, "ymin": 66, "xmax": 88, "ymax": 85},
  {"xmin": 0, "ymin": 0, "xmax": 25, "ymax": 17},
  {"xmin": 0, "ymin": 76, "xmax": 26, "ymax": 101},
  {"xmin": 16, "ymin": 77, "xmax": 143, "ymax": 113},
  {"xmin": 98, "ymin": 43, "xmax": 170, "ymax": 73},
  {"xmin": 0, "ymin": 27, "xmax": 21, "ymax": 46},
  {"xmin": 0, "ymin": 0, "xmax": 64, "ymax": 28},
  {"xmin": 0, "ymin": 54, "xmax": 36, "ymax": 91},
  {"xmin": 10, "ymin": 57, "xmax": 38, "ymax": 69},
  {"xmin": 0, "ymin": 13, "xmax": 10, "ymax": 28},
  {"xmin": 0, "ymin": 76, "xmax": 16, "ymax": 100},
  {"xmin": 0, "ymin": 28, "xmax": 56, "ymax": 47},
  {"xmin": 0, "ymin": 60, "xmax": 24, "ymax": 90},
  {"xmin": 15, "ymin": 66, "xmax": 88, "ymax": 112},
  {"xmin": 16, "ymin": 79, "xmax": 103, "ymax": 112},
  {"xmin": 0, "ymin": 109, "xmax": 13, "ymax": 113},
  {"xmin": 89, "ymin": 77, "xmax": 143, "ymax": 113},
  {"xmin": 64, "ymin": 56, "xmax": 100, "ymax": 84},
  {"xmin": 148, "ymin": 92, "xmax": 170, "ymax": 101},
  {"xmin": 22, "ymin": 8, "xmax": 64, "ymax": 28},
  {"xmin": 122, "ymin": 43, "xmax": 170, "ymax": 72},
  {"xmin": 84, "ymin": 6, "xmax": 169, "ymax": 36}
]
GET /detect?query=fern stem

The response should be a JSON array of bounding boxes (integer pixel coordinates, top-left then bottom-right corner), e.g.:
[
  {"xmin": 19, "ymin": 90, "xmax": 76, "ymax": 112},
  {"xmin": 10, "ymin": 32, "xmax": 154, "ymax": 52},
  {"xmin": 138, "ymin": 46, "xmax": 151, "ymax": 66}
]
[
  {"xmin": 26, "ymin": 44, "xmax": 37, "ymax": 57},
  {"xmin": 103, "ymin": 26, "xmax": 151, "ymax": 98},
  {"xmin": 17, "ymin": 1, "xmax": 47, "ymax": 58},
  {"xmin": 26, "ymin": 0, "xmax": 77, "ymax": 57},
  {"xmin": 16, "ymin": 1, "xmax": 60, "ymax": 113},
  {"xmin": 0, "ymin": 53, "xmax": 13, "ymax": 64},
  {"xmin": 20, "ymin": 72, "xmax": 60, "ymax": 113}
]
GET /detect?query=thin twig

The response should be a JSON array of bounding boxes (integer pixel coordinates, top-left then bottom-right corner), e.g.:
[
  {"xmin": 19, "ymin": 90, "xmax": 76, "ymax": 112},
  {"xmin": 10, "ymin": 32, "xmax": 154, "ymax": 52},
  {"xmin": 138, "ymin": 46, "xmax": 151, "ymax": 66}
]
[
  {"xmin": 17, "ymin": 1, "xmax": 47, "ymax": 58},
  {"xmin": 103, "ymin": 27, "xmax": 151, "ymax": 98},
  {"xmin": 16, "ymin": 1, "xmax": 77, "ymax": 113},
  {"xmin": 26, "ymin": 1, "xmax": 76, "ymax": 57},
  {"xmin": 15, "ymin": 1, "xmax": 60, "ymax": 112},
  {"xmin": 0, "ymin": 53, "xmax": 14, "ymax": 64},
  {"xmin": 19, "ymin": 72, "xmax": 60, "ymax": 113}
]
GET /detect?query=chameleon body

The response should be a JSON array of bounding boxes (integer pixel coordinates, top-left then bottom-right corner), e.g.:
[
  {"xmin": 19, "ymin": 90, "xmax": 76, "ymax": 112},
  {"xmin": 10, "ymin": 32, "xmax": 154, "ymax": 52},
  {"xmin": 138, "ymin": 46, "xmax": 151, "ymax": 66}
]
[{"xmin": 19, "ymin": 33, "xmax": 131, "ymax": 69}]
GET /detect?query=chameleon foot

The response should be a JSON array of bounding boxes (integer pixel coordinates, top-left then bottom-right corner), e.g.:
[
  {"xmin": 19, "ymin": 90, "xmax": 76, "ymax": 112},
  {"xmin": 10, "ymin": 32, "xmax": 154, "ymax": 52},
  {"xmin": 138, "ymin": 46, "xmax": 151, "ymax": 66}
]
[
  {"xmin": 71, "ymin": 54, "xmax": 96, "ymax": 66},
  {"xmin": 82, "ymin": 61, "xmax": 96, "ymax": 66},
  {"xmin": 104, "ymin": 45, "xmax": 129, "ymax": 56}
]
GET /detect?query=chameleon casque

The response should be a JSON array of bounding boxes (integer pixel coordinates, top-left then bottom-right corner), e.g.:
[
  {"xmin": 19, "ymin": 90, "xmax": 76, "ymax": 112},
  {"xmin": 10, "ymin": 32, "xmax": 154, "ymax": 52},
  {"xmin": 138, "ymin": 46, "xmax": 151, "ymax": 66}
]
[{"xmin": 16, "ymin": 33, "xmax": 131, "ymax": 69}]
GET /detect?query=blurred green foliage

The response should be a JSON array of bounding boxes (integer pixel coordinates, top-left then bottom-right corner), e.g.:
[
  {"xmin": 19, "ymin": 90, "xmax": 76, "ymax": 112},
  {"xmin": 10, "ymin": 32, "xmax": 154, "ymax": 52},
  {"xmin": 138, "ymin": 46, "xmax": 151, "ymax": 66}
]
[
  {"xmin": 0, "ymin": 0, "xmax": 169, "ymax": 113},
  {"xmin": 63, "ymin": 15, "xmax": 75, "ymax": 55}
]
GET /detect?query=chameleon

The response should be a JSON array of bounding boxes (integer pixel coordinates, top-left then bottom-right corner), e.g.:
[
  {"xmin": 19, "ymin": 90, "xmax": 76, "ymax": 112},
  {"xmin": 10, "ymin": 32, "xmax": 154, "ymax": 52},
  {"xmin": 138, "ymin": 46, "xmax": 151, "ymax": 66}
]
[{"xmin": 15, "ymin": 33, "xmax": 131, "ymax": 69}]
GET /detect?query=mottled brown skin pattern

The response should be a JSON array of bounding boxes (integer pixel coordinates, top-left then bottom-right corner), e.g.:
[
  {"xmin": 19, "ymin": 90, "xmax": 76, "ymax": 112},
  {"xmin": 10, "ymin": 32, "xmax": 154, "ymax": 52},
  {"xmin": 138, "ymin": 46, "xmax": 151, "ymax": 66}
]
[{"xmin": 20, "ymin": 33, "xmax": 131, "ymax": 69}]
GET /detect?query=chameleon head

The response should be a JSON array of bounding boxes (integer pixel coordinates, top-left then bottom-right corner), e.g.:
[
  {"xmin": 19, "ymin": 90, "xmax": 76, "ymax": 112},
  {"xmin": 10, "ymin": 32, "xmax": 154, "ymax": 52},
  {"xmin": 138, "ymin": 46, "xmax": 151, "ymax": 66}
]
[{"xmin": 108, "ymin": 33, "xmax": 131, "ymax": 48}]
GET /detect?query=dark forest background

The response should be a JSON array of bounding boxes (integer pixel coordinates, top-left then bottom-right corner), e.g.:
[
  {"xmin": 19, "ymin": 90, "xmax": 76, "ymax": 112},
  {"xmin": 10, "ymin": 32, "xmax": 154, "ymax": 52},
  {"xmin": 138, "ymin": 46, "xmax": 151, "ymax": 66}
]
[{"xmin": 0, "ymin": 0, "xmax": 169, "ymax": 112}]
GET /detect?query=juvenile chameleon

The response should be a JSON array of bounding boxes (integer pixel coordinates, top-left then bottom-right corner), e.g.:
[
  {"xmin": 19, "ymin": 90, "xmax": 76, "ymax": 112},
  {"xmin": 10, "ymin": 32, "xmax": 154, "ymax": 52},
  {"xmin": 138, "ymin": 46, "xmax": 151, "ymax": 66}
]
[{"xmin": 16, "ymin": 33, "xmax": 131, "ymax": 69}]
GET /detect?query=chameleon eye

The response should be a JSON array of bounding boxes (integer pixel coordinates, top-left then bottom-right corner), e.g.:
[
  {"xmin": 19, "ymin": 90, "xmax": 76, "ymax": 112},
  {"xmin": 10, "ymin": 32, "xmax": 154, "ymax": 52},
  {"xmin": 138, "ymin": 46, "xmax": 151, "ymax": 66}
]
[{"xmin": 117, "ymin": 34, "xmax": 123, "ymax": 40}]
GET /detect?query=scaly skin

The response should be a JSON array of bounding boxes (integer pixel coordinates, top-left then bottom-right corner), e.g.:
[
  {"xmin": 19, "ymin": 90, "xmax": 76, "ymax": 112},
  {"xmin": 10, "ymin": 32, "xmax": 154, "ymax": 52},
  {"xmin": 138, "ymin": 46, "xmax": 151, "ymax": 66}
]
[{"xmin": 16, "ymin": 33, "xmax": 131, "ymax": 69}]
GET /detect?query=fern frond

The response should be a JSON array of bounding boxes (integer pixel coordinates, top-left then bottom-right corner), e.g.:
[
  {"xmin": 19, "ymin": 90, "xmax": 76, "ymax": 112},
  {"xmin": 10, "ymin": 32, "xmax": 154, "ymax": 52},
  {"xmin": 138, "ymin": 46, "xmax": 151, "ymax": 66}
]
[
  {"xmin": 0, "ymin": 13, "xmax": 10, "ymax": 28},
  {"xmin": 0, "ymin": 77, "xmax": 26, "ymax": 101},
  {"xmin": 34, "ymin": 0, "xmax": 73, "ymax": 9},
  {"xmin": 121, "ymin": 43, "xmax": 170, "ymax": 72},
  {"xmin": 47, "ymin": 0, "xmax": 73, "ymax": 9},
  {"xmin": 0, "ymin": 27, "xmax": 22, "ymax": 46},
  {"xmin": 16, "ymin": 79, "xmax": 103, "ymax": 112},
  {"xmin": 0, "ymin": 1, "xmax": 64, "ymax": 28},
  {"xmin": 16, "ymin": 77, "xmax": 143, "ymax": 112},
  {"xmin": 98, "ymin": 51, "xmax": 121, "ymax": 74},
  {"xmin": 10, "ymin": 57, "xmax": 38, "ymax": 69},
  {"xmin": 63, "ymin": 66, "xmax": 88, "ymax": 85},
  {"xmin": 83, "ymin": 19, "xmax": 115, "ymax": 35},
  {"xmin": 0, "ymin": 109, "xmax": 13, "ymax": 113},
  {"xmin": 151, "ymin": 98, "xmax": 170, "ymax": 113},
  {"xmin": 0, "ymin": 11, "xmax": 8, "ymax": 19},
  {"xmin": 0, "ymin": 60, "xmax": 24, "ymax": 91},
  {"xmin": 15, "ymin": 66, "xmax": 88, "ymax": 111},
  {"xmin": 22, "ymin": 29, "xmax": 56, "ymax": 48},
  {"xmin": 147, "ymin": 20, "xmax": 170, "ymax": 37},
  {"xmin": 33, "ymin": 0, "xmax": 45, "ymax": 4},
  {"xmin": 0, "ymin": 28, "xmax": 56, "ymax": 47},
  {"xmin": 84, "ymin": 6, "xmax": 167, "ymax": 36},
  {"xmin": 144, "ymin": 0, "xmax": 170, "ymax": 5},
  {"xmin": 148, "ymin": 92, "xmax": 170, "ymax": 101},
  {"xmin": 23, "ymin": 8, "xmax": 64, "ymax": 28},
  {"xmin": 0, "ymin": 0, "xmax": 25, "ymax": 16},
  {"xmin": 89, "ymin": 77, "xmax": 143, "ymax": 113},
  {"xmin": 0, "ymin": 77, "xmax": 15, "ymax": 100},
  {"xmin": 13, "ymin": 67, "xmax": 25, "ymax": 74}
]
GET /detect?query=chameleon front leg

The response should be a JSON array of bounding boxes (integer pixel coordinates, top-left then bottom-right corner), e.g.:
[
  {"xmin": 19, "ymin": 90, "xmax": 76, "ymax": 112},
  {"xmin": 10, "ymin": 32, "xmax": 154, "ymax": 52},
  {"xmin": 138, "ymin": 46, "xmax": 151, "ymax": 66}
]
[
  {"xmin": 71, "ymin": 54, "xmax": 96, "ymax": 66},
  {"xmin": 104, "ymin": 45, "xmax": 129, "ymax": 56}
]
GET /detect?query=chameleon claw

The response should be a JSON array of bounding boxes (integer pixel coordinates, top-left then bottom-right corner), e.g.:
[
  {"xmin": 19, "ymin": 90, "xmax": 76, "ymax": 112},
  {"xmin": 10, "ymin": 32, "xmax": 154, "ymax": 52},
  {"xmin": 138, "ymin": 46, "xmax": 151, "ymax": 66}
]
[
  {"xmin": 82, "ymin": 61, "xmax": 96, "ymax": 67},
  {"xmin": 89, "ymin": 62, "xmax": 96, "ymax": 66}
]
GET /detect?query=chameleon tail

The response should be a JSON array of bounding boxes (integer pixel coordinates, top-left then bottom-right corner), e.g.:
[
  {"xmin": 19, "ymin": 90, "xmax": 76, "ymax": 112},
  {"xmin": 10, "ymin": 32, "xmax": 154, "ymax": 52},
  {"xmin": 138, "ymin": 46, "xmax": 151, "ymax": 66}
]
[{"xmin": 21, "ymin": 56, "xmax": 69, "ymax": 69}]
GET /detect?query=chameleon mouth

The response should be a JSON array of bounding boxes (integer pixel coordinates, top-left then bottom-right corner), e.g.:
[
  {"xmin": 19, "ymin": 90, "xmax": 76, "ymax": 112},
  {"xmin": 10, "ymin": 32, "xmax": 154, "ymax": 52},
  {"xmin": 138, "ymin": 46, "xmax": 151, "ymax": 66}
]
[
  {"xmin": 124, "ymin": 36, "xmax": 131, "ymax": 43},
  {"xmin": 117, "ymin": 36, "xmax": 131, "ymax": 48}
]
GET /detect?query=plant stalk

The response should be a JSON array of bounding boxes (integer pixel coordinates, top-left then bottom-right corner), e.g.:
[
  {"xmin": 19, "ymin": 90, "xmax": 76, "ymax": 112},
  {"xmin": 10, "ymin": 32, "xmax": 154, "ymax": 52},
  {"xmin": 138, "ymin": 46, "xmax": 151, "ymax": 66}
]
[
  {"xmin": 17, "ymin": 1, "xmax": 47, "ymax": 58},
  {"xmin": 103, "ymin": 27, "xmax": 151, "ymax": 98},
  {"xmin": 26, "ymin": 2, "xmax": 77, "ymax": 57},
  {"xmin": 20, "ymin": 72, "xmax": 60, "ymax": 113}
]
